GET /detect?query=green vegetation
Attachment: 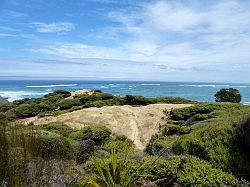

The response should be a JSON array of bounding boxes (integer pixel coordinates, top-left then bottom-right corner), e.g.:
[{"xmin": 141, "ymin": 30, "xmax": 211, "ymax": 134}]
[
  {"xmin": 69, "ymin": 124, "xmax": 111, "ymax": 145},
  {"xmin": 215, "ymin": 88, "xmax": 242, "ymax": 103},
  {"xmin": 146, "ymin": 102, "xmax": 250, "ymax": 182},
  {"xmin": 5, "ymin": 90, "xmax": 195, "ymax": 119},
  {"xmin": 1, "ymin": 89, "xmax": 250, "ymax": 186}
]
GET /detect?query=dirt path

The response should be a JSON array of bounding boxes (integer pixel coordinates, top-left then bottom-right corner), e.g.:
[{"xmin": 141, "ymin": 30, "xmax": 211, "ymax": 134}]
[{"xmin": 20, "ymin": 104, "xmax": 192, "ymax": 150}]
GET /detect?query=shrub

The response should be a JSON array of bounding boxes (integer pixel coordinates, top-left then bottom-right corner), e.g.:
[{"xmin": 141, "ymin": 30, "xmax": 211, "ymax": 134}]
[
  {"xmin": 75, "ymin": 139, "xmax": 97, "ymax": 164},
  {"xmin": 102, "ymin": 135, "xmax": 135, "ymax": 153},
  {"xmin": 152, "ymin": 97, "xmax": 195, "ymax": 104},
  {"xmin": 56, "ymin": 99, "xmax": 81, "ymax": 110},
  {"xmin": 42, "ymin": 95, "xmax": 65, "ymax": 103},
  {"xmin": 84, "ymin": 149, "xmax": 145, "ymax": 187},
  {"xmin": 236, "ymin": 116, "xmax": 250, "ymax": 154},
  {"xmin": 93, "ymin": 90, "xmax": 102, "ymax": 93},
  {"xmin": 69, "ymin": 124, "xmax": 111, "ymax": 145},
  {"xmin": 193, "ymin": 113, "xmax": 209, "ymax": 121},
  {"xmin": 31, "ymin": 131, "xmax": 73, "ymax": 159},
  {"xmin": 37, "ymin": 122, "xmax": 74, "ymax": 138},
  {"xmin": 0, "ymin": 103, "xmax": 13, "ymax": 113},
  {"xmin": 14, "ymin": 103, "xmax": 56, "ymax": 118},
  {"xmin": 145, "ymin": 156, "xmax": 239, "ymax": 186},
  {"xmin": 215, "ymin": 88, "xmax": 241, "ymax": 103},
  {"xmin": 170, "ymin": 104, "xmax": 221, "ymax": 121},
  {"xmin": 13, "ymin": 98, "xmax": 32, "ymax": 106},
  {"xmin": 44, "ymin": 90, "xmax": 71, "ymax": 98},
  {"xmin": 0, "ymin": 96, "xmax": 8, "ymax": 105},
  {"xmin": 162, "ymin": 124, "xmax": 191, "ymax": 136},
  {"xmin": 172, "ymin": 119, "xmax": 250, "ymax": 178},
  {"xmin": 124, "ymin": 95, "xmax": 153, "ymax": 105}
]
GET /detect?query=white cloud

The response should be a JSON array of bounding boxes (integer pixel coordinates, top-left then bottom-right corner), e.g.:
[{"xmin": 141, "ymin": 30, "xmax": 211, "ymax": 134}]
[
  {"xmin": 144, "ymin": 1, "xmax": 202, "ymax": 32},
  {"xmin": 25, "ymin": 1, "xmax": 250, "ymax": 82},
  {"xmin": 32, "ymin": 22, "xmax": 75, "ymax": 33},
  {"xmin": 33, "ymin": 43, "xmax": 125, "ymax": 59}
]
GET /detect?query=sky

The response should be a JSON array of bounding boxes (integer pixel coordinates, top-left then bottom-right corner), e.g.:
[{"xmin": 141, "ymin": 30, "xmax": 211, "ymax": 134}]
[{"xmin": 0, "ymin": 0, "xmax": 250, "ymax": 82}]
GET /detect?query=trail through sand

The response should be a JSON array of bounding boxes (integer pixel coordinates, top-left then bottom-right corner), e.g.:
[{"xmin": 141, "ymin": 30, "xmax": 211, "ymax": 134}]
[{"xmin": 21, "ymin": 104, "xmax": 192, "ymax": 149}]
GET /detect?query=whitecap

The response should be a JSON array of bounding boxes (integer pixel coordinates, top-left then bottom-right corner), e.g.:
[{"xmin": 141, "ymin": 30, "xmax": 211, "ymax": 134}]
[
  {"xmin": 0, "ymin": 91, "xmax": 49, "ymax": 102},
  {"xmin": 141, "ymin": 83, "xmax": 161, "ymax": 86},
  {"xmin": 233, "ymin": 85, "xmax": 249, "ymax": 88},
  {"xmin": 26, "ymin": 84, "xmax": 77, "ymax": 88},
  {"xmin": 179, "ymin": 84, "xmax": 230, "ymax": 87}
]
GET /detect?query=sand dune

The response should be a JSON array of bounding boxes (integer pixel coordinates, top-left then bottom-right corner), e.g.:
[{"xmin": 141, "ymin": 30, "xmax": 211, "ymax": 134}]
[{"xmin": 21, "ymin": 104, "xmax": 192, "ymax": 149}]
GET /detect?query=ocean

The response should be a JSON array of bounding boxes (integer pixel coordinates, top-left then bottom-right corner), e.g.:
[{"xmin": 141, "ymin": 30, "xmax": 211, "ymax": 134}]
[{"xmin": 0, "ymin": 80, "xmax": 249, "ymax": 104}]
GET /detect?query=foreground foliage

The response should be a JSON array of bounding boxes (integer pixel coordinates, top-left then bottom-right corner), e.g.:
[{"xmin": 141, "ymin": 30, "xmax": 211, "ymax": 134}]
[{"xmin": 1, "ymin": 90, "xmax": 250, "ymax": 186}]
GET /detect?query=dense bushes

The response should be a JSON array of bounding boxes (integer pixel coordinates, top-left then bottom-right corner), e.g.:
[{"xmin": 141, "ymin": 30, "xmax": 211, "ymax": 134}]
[
  {"xmin": 0, "ymin": 96, "xmax": 8, "ymax": 105},
  {"xmin": 124, "ymin": 95, "xmax": 153, "ymax": 105},
  {"xmin": 171, "ymin": 119, "xmax": 250, "ymax": 178},
  {"xmin": 123, "ymin": 95, "xmax": 195, "ymax": 106},
  {"xmin": 14, "ymin": 103, "xmax": 56, "ymax": 118},
  {"xmin": 236, "ymin": 116, "xmax": 250, "ymax": 155},
  {"xmin": 81, "ymin": 153, "xmax": 240, "ymax": 186},
  {"xmin": 75, "ymin": 139, "xmax": 97, "ymax": 164},
  {"xmin": 8, "ymin": 90, "xmax": 196, "ymax": 120},
  {"xmin": 37, "ymin": 122, "xmax": 74, "ymax": 138},
  {"xmin": 69, "ymin": 124, "xmax": 111, "ymax": 145},
  {"xmin": 74, "ymin": 93, "xmax": 114, "ymax": 104},
  {"xmin": 145, "ymin": 156, "xmax": 239, "ymax": 186},
  {"xmin": 162, "ymin": 124, "xmax": 191, "ymax": 136},
  {"xmin": 44, "ymin": 90, "xmax": 71, "ymax": 98},
  {"xmin": 170, "ymin": 104, "xmax": 221, "ymax": 121},
  {"xmin": 56, "ymin": 99, "xmax": 81, "ymax": 110}
]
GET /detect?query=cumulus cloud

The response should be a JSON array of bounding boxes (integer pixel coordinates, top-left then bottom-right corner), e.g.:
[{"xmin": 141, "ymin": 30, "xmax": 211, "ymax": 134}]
[{"xmin": 32, "ymin": 22, "xmax": 75, "ymax": 33}]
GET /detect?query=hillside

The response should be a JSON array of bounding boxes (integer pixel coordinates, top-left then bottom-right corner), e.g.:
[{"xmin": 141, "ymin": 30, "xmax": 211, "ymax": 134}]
[
  {"xmin": 1, "ymin": 90, "xmax": 250, "ymax": 186},
  {"xmin": 19, "ymin": 103, "xmax": 192, "ymax": 149}
]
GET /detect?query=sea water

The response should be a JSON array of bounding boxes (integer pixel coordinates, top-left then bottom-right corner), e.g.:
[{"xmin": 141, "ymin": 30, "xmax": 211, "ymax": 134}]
[{"xmin": 0, "ymin": 80, "xmax": 249, "ymax": 104}]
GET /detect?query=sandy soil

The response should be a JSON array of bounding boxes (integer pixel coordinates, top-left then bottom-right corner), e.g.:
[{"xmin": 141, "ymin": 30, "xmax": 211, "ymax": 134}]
[{"xmin": 20, "ymin": 104, "xmax": 192, "ymax": 150}]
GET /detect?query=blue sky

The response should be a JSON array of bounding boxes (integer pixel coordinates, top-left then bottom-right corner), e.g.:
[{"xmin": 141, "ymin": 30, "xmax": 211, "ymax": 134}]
[{"xmin": 0, "ymin": 0, "xmax": 250, "ymax": 82}]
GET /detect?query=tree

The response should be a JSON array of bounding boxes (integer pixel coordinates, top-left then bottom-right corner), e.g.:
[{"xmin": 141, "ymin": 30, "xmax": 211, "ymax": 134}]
[{"xmin": 214, "ymin": 88, "xmax": 241, "ymax": 103}]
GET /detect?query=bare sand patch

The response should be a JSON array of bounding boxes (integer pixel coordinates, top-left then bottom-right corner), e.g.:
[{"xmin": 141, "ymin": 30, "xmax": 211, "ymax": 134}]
[{"xmin": 19, "ymin": 104, "xmax": 192, "ymax": 150}]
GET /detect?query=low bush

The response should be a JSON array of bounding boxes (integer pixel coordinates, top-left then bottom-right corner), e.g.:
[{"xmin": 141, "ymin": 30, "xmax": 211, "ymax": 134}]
[
  {"xmin": 44, "ymin": 90, "xmax": 71, "ymax": 98},
  {"xmin": 56, "ymin": 99, "xmax": 81, "ymax": 110},
  {"xmin": 69, "ymin": 124, "xmax": 111, "ymax": 145},
  {"xmin": 124, "ymin": 95, "xmax": 153, "ymax": 105},
  {"xmin": 102, "ymin": 135, "xmax": 136, "ymax": 153},
  {"xmin": 172, "ymin": 119, "xmax": 250, "ymax": 178},
  {"xmin": 162, "ymin": 124, "xmax": 191, "ymax": 136},
  {"xmin": 152, "ymin": 97, "xmax": 195, "ymax": 104},
  {"xmin": 193, "ymin": 113, "xmax": 209, "ymax": 121},
  {"xmin": 37, "ymin": 122, "xmax": 74, "ymax": 138},
  {"xmin": 170, "ymin": 104, "xmax": 221, "ymax": 121},
  {"xmin": 236, "ymin": 116, "xmax": 250, "ymax": 155},
  {"xmin": 75, "ymin": 139, "xmax": 97, "ymax": 164},
  {"xmin": 31, "ymin": 131, "xmax": 73, "ymax": 159},
  {"xmin": 145, "ymin": 156, "xmax": 240, "ymax": 186},
  {"xmin": 14, "ymin": 103, "xmax": 56, "ymax": 118}
]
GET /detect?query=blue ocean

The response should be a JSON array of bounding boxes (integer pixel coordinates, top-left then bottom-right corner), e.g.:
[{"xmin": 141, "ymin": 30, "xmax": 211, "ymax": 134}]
[{"xmin": 0, "ymin": 80, "xmax": 249, "ymax": 104}]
